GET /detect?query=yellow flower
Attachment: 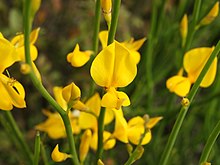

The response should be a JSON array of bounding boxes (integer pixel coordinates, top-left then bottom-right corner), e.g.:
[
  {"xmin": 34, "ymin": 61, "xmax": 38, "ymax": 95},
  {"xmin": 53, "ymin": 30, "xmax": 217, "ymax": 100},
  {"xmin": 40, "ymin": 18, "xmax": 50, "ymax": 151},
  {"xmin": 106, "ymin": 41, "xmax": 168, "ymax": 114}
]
[
  {"xmin": 35, "ymin": 109, "xmax": 80, "ymax": 139},
  {"xmin": 101, "ymin": 87, "xmax": 130, "ymax": 110},
  {"xmin": 91, "ymin": 40, "xmax": 137, "ymax": 88},
  {"xmin": 199, "ymin": 2, "xmax": 219, "ymax": 26},
  {"xmin": 184, "ymin": 47, "xmax": 217, "ymax": 87},
  {"xmin": 77, "ymin": 93, "xmax": 116, "ymax": 151},
  {"xmin": 121, "ymin": 37, "xmax": 146, "ymax": 64},
  {"xmin": 99, "ymin": 30, "xmax": 146, "ymax": 64},
  {"xmin": 112, "ymin": 108, "xmax": 129, "ymax": 143},
  {"xmin": 67, "ymin": 44, "xmax": 93, "ymax": 67},
  {"xmin": 0, "ymin": 33, "xmax": 26, "ymax": 110},
  {"xmin": 91, "ymin": 40, "xmax": 136, "ymax": 109},
  {"xmin": 0, "ymin": 74, "xmax": 26, "ymax": 110},
  {"xmin": 166, "ymin": 47, "xmax": 217, "ymax": 97},
  {"xmin": 127, "ymin": 116, "xmax": 162, "ymax": 145},
  {"xmin": 166, "ymin": 75, "xmax": 191, "ymax": 97},
  {"xmin": 11, "ymin": 28, "xmax": 40, "ymax": 62},
  {"xmin": 51, "ymin": 144, "xmax": 71, "ymax": 162},
  {"xmin": 0, "ymin": 33, "xmax": 20, "ymax": 73},
  {"xmin": 11, "ymin": 28, "xmax": 41, "ymax": 80},
  {"xmin": 62, "ymin": 82, "xmax": 81, "ymax": 108},
  {"xmin": 36, "ymin": 85, "xmax": 81, "ymax": 139}
]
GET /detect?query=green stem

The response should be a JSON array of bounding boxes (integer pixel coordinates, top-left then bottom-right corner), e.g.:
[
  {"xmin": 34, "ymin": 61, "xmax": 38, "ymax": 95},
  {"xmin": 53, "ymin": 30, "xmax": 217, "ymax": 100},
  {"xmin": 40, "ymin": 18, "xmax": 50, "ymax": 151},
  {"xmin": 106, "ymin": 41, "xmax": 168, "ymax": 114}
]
[
  {"xmin": 144, "ymin": 0, "xmax": 158, "ymax": 109},
  {"xmin": 5, "ymin": 111, "xmax": 33, "ymax": 164},
  {"xmin": 183, "ymin": 0, "xmax": 201, "ymax": 52},
  {"xmin": 124, "ymin": 126, "xmax": 147, "ymax": 165},
  {"xmin": 92, "ymin": 0, "xmax": 101, "ymax": 55},
  {"xmin": 159, "ymin": 40, "xmax": 220, "ymax": 165},
  {"xmin": 107, "ymin": 0, "xmax": 121, "ymax": 45},
  {"xmin": 23, "ymin": 1, "xmax": 80, "ymax": 164},
  {"xmin": 95, "ymin": 107, "xmax": 106, "ymax": 164},
  {"xmin": 199, "ymin": 120, "xmax": 220, "ymax": 164},
  {"xmin": 33, "ymin": 131, "xmax": 41, "ymax": 165},
  {"xmin": 40, "ymin": 142, "xmax": 50, "ymax": 165}
]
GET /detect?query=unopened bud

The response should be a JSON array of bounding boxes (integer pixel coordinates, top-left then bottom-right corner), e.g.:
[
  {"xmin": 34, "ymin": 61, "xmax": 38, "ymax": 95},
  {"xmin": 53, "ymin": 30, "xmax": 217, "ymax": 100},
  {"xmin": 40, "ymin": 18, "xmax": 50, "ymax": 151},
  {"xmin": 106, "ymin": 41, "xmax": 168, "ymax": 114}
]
[
  {"xmin": 20, "ymin": 63, "xmax": 31, "ymax": 74},
  {"xmin": 199, "ymin": 2, "xmax": 219, "ymax": 26},
  {"xmin": 181, "ymin": 97, "xmax": 190, "ymax": 107},
  {"xmin": 62, "ymin": 83, "xmax": 81, "ymax": 108},
  {"xmin": 31, "ymin": 0, "xmax": 41, "ymax": 17},
  {"xmin": 180, "ymin": 14, "xmax": 188, "ymax": 47},
  {"xmin": 101, "ymin": 0, "xmax": 112, "ymax": 27}
]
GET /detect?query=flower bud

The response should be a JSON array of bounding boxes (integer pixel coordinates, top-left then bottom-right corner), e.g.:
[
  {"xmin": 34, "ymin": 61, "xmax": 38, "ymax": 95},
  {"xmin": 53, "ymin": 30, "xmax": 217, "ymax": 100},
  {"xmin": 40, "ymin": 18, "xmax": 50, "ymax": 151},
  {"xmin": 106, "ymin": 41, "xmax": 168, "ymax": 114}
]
[
  {"xmin": 200, "ymin": 2, "xmax": 219, "ymax": 26},
  {"xmin": 31, "ymin": 0, "xmax": 41, "ymax": 17},
  {"xmin": 20, "ymin": 63, "xmax": 31, "ymax": 74},
  {"xmin": 62, "ymin": 83, "xmax": 81, "ymax": 108},
  {"xmin": 101, "ymin": 0, "xmax": 112, "ymax": 27},
  {"xmin": 180, "ymin": 14, "xmax": 188, "ymax": 47}
]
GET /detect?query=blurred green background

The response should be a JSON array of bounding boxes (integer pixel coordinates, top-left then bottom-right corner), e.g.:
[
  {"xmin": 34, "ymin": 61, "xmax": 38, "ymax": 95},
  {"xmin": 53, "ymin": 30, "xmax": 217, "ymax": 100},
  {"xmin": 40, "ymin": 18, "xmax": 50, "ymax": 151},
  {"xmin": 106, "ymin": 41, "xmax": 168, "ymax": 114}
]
[{"xmin": 1, "ymin": 0, "xmax": 220, "ymax": 164}]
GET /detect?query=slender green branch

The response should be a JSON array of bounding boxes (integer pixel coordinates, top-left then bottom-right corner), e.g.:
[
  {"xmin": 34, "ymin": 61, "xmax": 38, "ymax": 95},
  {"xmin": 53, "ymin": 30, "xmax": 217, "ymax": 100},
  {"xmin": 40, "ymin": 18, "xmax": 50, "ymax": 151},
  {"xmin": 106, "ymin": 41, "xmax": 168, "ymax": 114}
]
[
  {"xmin": 183, "ymin": 0, "xmax": 201, "ymax": 52},
  {"xmin": 33, "ymin": 131, "xmax": 41, "ymax": 165},
  {"xmin": 199, "ymin": 120, "xmax": 220, "ymax": 164},
  {"xmin": 4, "ymin": 111, "xmax": 33, "ymax": 164},
  {"xmin": 40, "ymin": 141, "xmax": 50, "ymax": 165},
  {"xmin": 92, "ymin": 0, "xmax": 101, "ymax": 55},
  {"xmin": 95, "ymin": 107, "xmax": 106, "ymax": 164},
  {"xmin": 107, "ymin": 0, "xmax": 121, "ymax": 45},
  {"xmin": 23, "ymin": 1, "xmax": 80, "ymax": 164},
  {"xmin": 144, "ymin": 0, "xmax": 158, "ymax": 109},
  {"xmin": 159, "ymin": 40, "xmax": 220, "ymax": 165}
]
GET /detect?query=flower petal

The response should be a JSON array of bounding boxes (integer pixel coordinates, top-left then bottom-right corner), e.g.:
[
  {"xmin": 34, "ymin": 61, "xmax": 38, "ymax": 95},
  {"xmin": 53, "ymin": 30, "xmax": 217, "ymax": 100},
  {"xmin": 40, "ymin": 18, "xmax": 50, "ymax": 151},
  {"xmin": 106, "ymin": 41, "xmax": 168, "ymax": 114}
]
[
  {"xmin": 79, "ymin": 129, "xmax": 92, "ymax": 162},
  {"xmin": 67, "ymin": 44, "xmax": 93, "ymax": 67},
  {"xmin": 101, "ymin": 88, "xmax": 130, "ymax": 109},
  {"xmin": 103, "ymin": 131, "xmax": 116, "ymax": 150},
  {"xmin": 53, "ymin": 86, "xmax": 68, "ymax": 110},
  {"xmin": 51, "ymin": 144, "xmax": 70, "ymax": 162},
  {"xmin": 184, "ymin": 47, "xmax": 217, "ymax": 87},
  {"xmin": 0, "ymin": 38, "xmax": 19, "ymax": 72},
  {"xmin": 112, "ymin": 109, "xmax": 128, "ymax": 143},
  {"xmin": 91, "ymin": 41, "xmax": 137, "ymax": 88},
  {"xmin": 0, "ymin": 74, "xmax": 26, "ymax": 108},
  {"xmin": 166, "ymin": 75, "xmax": 191, "ymax": 97},
  {"xmin": 99, "ymin": 30, "xmax": 108, "ymax": 48}
]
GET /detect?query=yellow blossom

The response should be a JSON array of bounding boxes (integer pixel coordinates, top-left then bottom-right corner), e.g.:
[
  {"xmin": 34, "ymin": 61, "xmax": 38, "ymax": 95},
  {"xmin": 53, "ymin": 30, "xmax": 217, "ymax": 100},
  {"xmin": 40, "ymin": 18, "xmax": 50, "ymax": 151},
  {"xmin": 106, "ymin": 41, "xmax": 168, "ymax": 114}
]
[
  {"xmin": 0, "ymin": 34, "xmax": 20, "ymax": 73},
  {"xmin": 183, "ymin": 47, "xmax": 217, "ymax": 87},
  {"xmin": 11, "ymin": 28, "xmax": 40, "ymax": 62},
  {"xmin": 62, "ymin": 82, "xmax": 81, "ymax": 108},
  {"xmin": 101, "ymin": 87, "xmax": 130, "ymax": 110},
  {"xmin": 121, "ymin": 37, "xmax": 146, "ymax": 64},
  {"xmin": 35, "ymin": 109, "xmax": 80, "ymax": 139},
  {"xmin": 0, "ymin": 74, "xmax": 26, "ymax": 110},
  {"xmin": 200, "ymin": 2, "xmax": 219, "ymax": 26},
  {"xmin": 166, "ymin": 47, "xmax": 217, "ymax": 97},
  {"xmin": 99, "ymin": 30, "xmax": 146, "ymax": 64},
  {"xmin": 91, "ymin": 40, "xmax": 136, "ymax": 109},
  {"xmin": 67, "ymin": 44, "xmax": 93, "ymax": 67},
  {"xmin": 0, "ymin": 33, "xmax": 26, "ymax": 110},
  {"xmin": 51, "ymin": 144, "xmax": 71, "ymax": 162},
  {"xmin": 77, "ymin": 93, "xmax": 116, "ymax": 151},
  {"xmin": 166, "ymin": 75, "xmax": 191, "ymax": 97},
  {"xmin": 35, "ymin": 85, "xmax": 81, "ymax": 138},
  {"xmin": 127, "ymin": 116, "xmax": 162, "ymax": 145}
]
